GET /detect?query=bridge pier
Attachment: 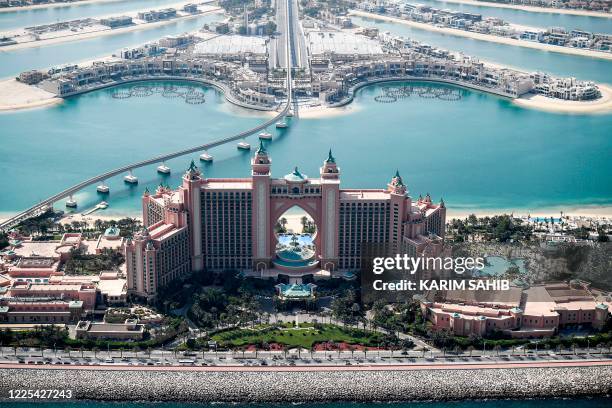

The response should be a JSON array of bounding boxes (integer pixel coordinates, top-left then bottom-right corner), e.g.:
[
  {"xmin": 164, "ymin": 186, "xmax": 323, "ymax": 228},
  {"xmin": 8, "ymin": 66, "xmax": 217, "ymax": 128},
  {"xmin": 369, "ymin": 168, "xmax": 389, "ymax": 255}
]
[
  {"xmin": 157, "ymin": 162, "xmax": 171, "ymax": 174},
  {"xmin": 97, "ymin": 181, "xmax": 110, "ymax": 194},
  {"xmin": 200, "ymin": 151, "xmax": 213, "ymax": 162},
  {"xmin": 66, "ymin": 195, "xmax": 77, "ymax": 208},
  {"xmin": 124, "ymin": 170, "xmax": 138, "ymax": 184}
]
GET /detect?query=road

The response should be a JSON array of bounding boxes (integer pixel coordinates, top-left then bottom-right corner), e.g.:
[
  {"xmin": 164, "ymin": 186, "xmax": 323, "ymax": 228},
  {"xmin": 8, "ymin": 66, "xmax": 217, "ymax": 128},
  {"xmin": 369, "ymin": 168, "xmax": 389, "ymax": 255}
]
[{"xmin": 273, "ymin": 0, "xmax": 307, "ymax": 69}]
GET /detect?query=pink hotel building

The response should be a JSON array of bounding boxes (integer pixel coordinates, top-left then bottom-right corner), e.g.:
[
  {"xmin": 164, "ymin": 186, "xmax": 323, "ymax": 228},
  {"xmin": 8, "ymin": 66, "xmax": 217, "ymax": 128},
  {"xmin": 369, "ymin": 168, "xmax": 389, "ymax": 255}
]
[{"xmin": 126, "ymin": 145, "xmax": 446, "ymax": 300}]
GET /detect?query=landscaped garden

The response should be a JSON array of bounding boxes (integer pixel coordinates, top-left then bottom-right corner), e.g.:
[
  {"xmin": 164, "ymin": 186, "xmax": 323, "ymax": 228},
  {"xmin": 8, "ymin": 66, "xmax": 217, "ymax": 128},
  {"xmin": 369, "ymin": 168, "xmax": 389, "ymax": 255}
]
[{"xmin": 211, "ymin": 323, "xmax": 390, "ymax": 349}]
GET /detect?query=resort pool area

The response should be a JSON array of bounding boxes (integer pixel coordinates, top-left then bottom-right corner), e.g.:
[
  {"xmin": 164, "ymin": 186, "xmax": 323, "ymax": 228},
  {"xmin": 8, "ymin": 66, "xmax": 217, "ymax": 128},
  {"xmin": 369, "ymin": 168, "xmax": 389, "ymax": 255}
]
[
  {"xmin": 277, "ymin": 234, "xmax": 314, "ymax": 246},
  {"xmin": 477, "ymin": 256, "xmax": 527, "ymax": 276}
]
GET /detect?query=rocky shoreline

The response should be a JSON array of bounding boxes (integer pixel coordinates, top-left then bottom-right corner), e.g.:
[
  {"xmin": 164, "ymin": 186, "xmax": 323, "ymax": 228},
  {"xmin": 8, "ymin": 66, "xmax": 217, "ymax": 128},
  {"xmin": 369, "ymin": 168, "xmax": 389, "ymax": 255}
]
[{"xmin": 1, "ymin": 366, "xmax": 611, "ymax": 402}]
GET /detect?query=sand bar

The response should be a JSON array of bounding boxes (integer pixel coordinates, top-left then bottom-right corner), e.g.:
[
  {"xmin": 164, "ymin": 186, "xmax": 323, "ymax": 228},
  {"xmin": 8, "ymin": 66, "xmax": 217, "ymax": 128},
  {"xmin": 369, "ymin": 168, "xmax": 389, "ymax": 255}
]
[
  {"xmin": 349, "ymin": 10, "xmax": 612, "ymax": 61},
  {"xmin": 424, "ymin": 0, "xmax": 612, "ymax": 18}
]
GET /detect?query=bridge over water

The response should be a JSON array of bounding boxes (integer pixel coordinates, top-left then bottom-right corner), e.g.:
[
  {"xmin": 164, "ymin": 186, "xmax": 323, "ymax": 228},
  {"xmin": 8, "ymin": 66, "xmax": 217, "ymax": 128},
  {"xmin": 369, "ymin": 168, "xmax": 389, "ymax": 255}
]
[{"xmin": 0, "ymin": 1, "xmax": 297, "ymax": 231}]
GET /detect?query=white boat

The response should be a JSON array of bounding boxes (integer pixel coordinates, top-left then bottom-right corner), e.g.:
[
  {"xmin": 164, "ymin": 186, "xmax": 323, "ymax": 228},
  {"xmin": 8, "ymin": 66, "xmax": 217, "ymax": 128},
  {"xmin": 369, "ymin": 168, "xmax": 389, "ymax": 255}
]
[
  {"xmin": 124, "ymin": 171, "xmax": 138, "ymax": 184},
  {"xmin": 199, "ymin": 152, "xmax": 213, "ymax": 162},
  {"xmin": 65, "ymin": 199, "xmax": 77, "ymax": 208},
  {"xmin": 286, "ymin": 110, "xmax": 294, "ymax": 117},
  {"xmin": 98, "ymin": 201, "xmax": 108, "ymax": 209},
  {"xmin": 258, "ymin": 131, "xmax": 272, "ymax": 140},
  {"xmin": 96, "ymin": 184, "xmax": 110, "ymax": 194},
  {"xmin": 276, "ymin": 121, "xmax": 288, "ymax": 129},
  {"xmin": 237, "ymin": 141, "xmax": 251, "ymax": 150},
  {"xmin": 157, "ymin": 163, "xmax": 171, "ymax": 174}
]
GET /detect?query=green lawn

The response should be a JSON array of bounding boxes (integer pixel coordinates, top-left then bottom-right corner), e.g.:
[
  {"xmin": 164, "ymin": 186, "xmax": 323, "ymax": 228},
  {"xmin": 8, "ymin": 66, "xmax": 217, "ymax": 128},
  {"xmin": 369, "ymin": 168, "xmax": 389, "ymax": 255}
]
[{"xmin": 211, "ymin": 323, "xmax": 386, "ymax": 348}]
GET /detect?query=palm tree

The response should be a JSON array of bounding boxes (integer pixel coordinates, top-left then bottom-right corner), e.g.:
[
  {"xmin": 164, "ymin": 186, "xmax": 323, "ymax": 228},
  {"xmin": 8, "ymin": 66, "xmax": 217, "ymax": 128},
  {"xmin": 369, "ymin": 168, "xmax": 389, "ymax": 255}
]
[
  {"xmin": 421, "ymin": 347, "xmax": 428, "ymax": 358},
  {"xmin": 65, "ymin": 346, "xmax": 72, "ymax": 358},
  {"xmin": 92, "ymin": 347, "xmax": 100, "ymax": 359},
  {"xmin": 79, "ymin": 346, "xmax": 84, "ymax": 358},
  {"xmin": 467, "ymin": 346, "xmax": 475, "ymax": 357},
  {"xmin": 147, "ymin": 347, "xmax": 152, "ymax": 358},
  {"xmin": 133, "ymin": 346, "xmax": 140, "ymax": 358},
  {"xmin": 493, "ymin": 345, "xmax": 502, "ymax": 357}
]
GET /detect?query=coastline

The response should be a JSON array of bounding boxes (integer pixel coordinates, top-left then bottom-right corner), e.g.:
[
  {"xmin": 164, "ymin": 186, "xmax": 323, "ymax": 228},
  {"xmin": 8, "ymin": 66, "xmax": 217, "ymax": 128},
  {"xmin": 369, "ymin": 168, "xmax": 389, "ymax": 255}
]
[
  {"xmin": 514, "ymin": 83, "xmax": 612, "ymax": 114},
  {"xmin": 348, "ymin": 10, "xmax": 612, "ymax": 61},
  {"xmin": 421, "ymin": 0, "xmax": 612, "ymax": 18},
  {"xmin": 0, "ymin": 79, "xmax": 61, "ymax": 111},
  {"xmin": 0, "ymin": 363, "xmax": 610, "ymax": 402},
  {"xmin": 0, "ymin": 0, "xmax": 122, "ymax": 13},
  {"xmin": 0, "ymin": 6, "xmax": 222, "ymax": 52}
]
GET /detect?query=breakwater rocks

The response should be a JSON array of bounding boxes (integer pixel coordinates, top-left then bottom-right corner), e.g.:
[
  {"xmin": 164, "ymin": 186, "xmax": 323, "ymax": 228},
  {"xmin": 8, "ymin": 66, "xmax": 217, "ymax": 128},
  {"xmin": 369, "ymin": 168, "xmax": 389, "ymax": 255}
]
[{"xmin": 1, "ymin": 365, "xmax": 612, "ymax": 402}]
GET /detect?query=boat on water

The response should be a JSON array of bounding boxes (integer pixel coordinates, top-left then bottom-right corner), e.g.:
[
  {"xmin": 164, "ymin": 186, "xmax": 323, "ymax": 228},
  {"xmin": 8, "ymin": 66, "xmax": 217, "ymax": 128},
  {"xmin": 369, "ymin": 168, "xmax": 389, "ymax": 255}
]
[
  {"xmin": 286, "ymin": 110, "xmax": 294, "ymax": 117},
  {"xmin": 65, "ymin": 199, "xmax": 77, "ymax": 208},
  {"xmin": 98, "ymin": 201, "xmax": 108, "ymax": 209},
  {"xmin": 276, "ymin": 121, "xmax": 288, "ymax": 129},
  {"xmin": 157, "ymin": 163, "xmax": 171, "ymax": 174},
  {"xmin": 237, "ymin": 141, "xmax": 251, "ymax": 150},
  {"xmin": 258, "ymin": 131, "xmax": 273, "ymax": 140},
  {"xmin": 200, "ymin": 152, "xmax": 213, "ymax": 162}
]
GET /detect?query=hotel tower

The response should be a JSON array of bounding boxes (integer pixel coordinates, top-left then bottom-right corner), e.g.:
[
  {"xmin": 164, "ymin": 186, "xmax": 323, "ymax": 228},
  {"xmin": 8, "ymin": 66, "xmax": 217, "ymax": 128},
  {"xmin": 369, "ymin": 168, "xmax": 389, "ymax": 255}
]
[{"xmin": 126, "ymin": 144, "xmax": 446, "ymax": 300}]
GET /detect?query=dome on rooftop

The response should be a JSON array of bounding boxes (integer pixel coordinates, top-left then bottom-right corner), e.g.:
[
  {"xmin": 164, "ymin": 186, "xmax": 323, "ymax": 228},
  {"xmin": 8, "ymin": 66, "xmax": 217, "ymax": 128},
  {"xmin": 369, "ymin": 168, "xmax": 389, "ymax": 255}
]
[{"xmin": 284, "ymin": 166, "xmax": 307, "ymax": 182}]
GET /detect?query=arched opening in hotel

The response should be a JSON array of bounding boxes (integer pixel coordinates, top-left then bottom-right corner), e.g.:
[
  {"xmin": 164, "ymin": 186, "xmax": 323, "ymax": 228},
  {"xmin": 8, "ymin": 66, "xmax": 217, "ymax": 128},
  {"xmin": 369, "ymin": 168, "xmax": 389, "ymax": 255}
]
[{"xmin": 273, "ymin": 206, "xmax": 319, "ymax": 272}]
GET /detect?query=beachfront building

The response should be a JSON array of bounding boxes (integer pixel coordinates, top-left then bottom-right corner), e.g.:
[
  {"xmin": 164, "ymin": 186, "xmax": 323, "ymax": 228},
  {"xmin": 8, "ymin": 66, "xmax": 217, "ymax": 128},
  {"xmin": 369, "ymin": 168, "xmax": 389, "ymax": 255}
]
[
  {"xmin": 421, "ymin": 282, "xmax": 612, "ymax": 338},
  {"xmin": 128, "ymin": 147, "xmax": 446, "ymax": 299}
]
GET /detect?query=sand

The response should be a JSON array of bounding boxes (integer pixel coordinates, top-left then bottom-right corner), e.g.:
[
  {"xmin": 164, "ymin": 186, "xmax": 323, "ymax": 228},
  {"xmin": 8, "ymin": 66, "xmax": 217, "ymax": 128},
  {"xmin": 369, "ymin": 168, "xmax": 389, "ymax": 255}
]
[
  {"xmin": 297, "ymin": 103, "xmax": 361, "ymax": 119},
  {"xmin": 0, "ymin": 79, "xmax": 62, "ymax": 111},
  {"xmin": 424, "ymin": 0, "xmax": 612, "ymax": 18},
  {"xmin": 447, "ymin": 205, "xmax": 612, "ymax": 220},
  {"xmin": 348, "ymin": 10, "xmax": 612, "ymax": 61},
  {"xmin": 514, "ymin": 83, "xmax": 612, "ymax": 114},
  {"xmin": 0, "ymin": 5, "xmax": 222, "ymax": 52}
]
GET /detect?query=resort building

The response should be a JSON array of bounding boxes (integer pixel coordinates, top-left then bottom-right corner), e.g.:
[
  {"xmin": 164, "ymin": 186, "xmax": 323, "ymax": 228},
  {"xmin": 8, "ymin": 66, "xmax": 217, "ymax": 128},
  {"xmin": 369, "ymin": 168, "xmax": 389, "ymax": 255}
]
[
  {"xmin": 128, "ymin": 147, "xmax": 446, "ymax": 299},
  {"xmin": 75, "ymin": 319, "xmax": 144, "ymax": 341},
  {"xmin": 421, "ymin": 282, "xmax": 612, "ymax": 338}
]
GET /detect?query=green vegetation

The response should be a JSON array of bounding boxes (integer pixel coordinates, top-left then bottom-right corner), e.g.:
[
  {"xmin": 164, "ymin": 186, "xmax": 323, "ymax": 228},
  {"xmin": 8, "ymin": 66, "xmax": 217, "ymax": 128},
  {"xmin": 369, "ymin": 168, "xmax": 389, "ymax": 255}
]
[
  {"xmin": 330, "ymin": 289, "xmax": 363, "ymax": 325},
  {"xmin": 0, "ymin": 231, "xmax": 8, "ymax": 250},
  {"xmin": 63, "ymin": 248, "xmax": 124, "ymax": 275},
  {"xmin": 448, "ymin": 214, "xmax": 533, "ymax": 243},
  {"xmin": 0, "ymin": 317, "xmax": 188, "ymax": 350},
  {"xmin": 370, "ymin": 300, "xmax": 421, "ymax": 334},
  {"xmin": 211, "ymin": 323, "xmax": 389, "ymax": 349}
]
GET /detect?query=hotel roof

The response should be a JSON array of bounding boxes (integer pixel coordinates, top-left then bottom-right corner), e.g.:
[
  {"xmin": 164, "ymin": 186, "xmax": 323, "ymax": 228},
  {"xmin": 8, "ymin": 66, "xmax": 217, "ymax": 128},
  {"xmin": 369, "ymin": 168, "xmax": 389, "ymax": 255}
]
[
  {"xmin": 194, "ymin": 35, "xmax": 267, "ymax": 55},
  {"xmin": 307, "ymin": 31, "xmax": 383, "ymax": 56}
]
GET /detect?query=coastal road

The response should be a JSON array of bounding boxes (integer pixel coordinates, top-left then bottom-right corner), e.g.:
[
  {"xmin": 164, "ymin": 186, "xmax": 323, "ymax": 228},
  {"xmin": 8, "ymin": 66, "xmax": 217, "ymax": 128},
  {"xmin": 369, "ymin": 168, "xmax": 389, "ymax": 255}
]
[{"xmin": 1, "ymin": 358, "xmax": 611, "ymax": 372}]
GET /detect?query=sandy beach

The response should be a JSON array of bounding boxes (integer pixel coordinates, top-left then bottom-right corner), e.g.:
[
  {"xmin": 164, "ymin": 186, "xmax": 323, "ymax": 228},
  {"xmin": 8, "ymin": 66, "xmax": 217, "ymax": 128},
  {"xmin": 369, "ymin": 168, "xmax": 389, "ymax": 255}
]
[
  {"xmin": 0, "ymin": 0, "xmax": 122, "ymax": 13},
  {"xmin": 425, "ymin": 0, "xmax": 612, "ymax": 18},
  {"xmin": 349, "ymin": 10, "xmax": 612, "ymax": 61},
  {"xmin": 514, "ymin": 83, "xmax": 612, "ymax": 114},
  {"xmin": 297, "ymin": 102, "xmax": 361, "ymax": 119},
  {"xmin": 0, "ymin": 5, "xmax": 222, "ymax": 52},
  {"xmin": 447, "ymin": 205, "xmax": 612, "ymax": 220},
  {"xmin": 0, "ymin": 79, "xmax": 62, "ymax": 111}
]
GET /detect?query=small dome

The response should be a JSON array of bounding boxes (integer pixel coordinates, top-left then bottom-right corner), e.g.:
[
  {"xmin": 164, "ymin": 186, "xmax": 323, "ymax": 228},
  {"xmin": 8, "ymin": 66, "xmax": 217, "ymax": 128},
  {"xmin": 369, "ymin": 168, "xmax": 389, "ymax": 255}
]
[{"xmin": 284, "ymin": 166, "xmax": 307, "ymax": 182}]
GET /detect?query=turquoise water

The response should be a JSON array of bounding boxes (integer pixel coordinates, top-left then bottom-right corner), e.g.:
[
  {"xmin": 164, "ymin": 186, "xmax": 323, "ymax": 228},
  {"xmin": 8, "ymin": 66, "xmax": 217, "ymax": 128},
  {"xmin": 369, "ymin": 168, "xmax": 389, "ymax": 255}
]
[
  {"xmin": 0, "ymin": 13, "xmax": 220, "ymax": 79},
  {"xmin": 352, "ymin": 15, "xmax": 612, "ymax": 82},
  {"xmin": 0, "ymin": 0, "xmax": 182, "ymax": 31},
  {"xmin": 1, "ymin": 80, "xmax": 611, "ymax": 218},
  {"xmin": 479, "ymin": 256, "xmax": 527, "ymax": 276},
  {"xmin": 0, "ymin": 398, "xmax": 610, "ymax": 407},
  {"xmin": 413, "ymin": 0, "xmax": 612, "ymax": 33}
]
